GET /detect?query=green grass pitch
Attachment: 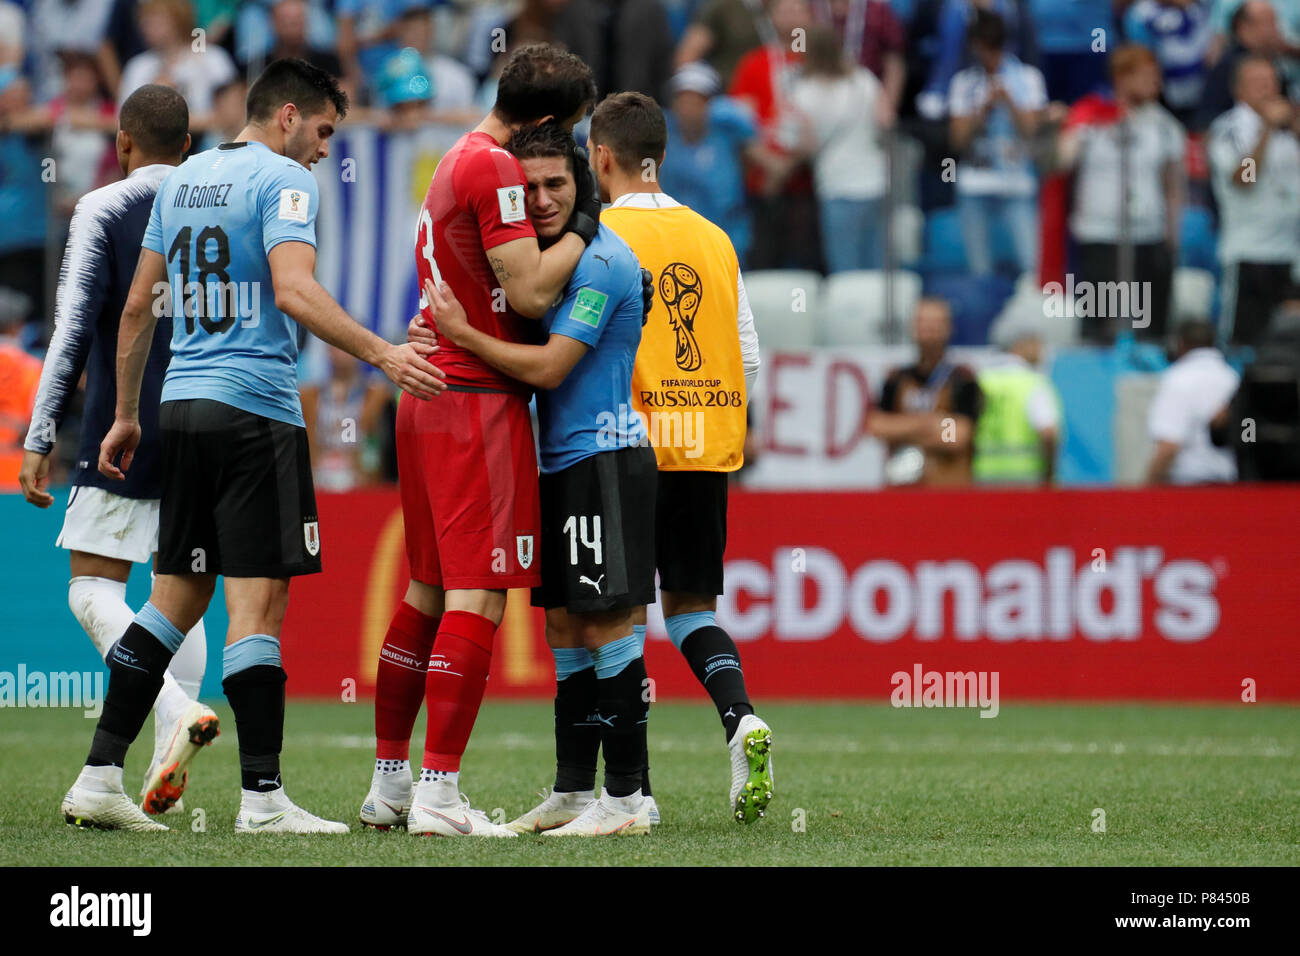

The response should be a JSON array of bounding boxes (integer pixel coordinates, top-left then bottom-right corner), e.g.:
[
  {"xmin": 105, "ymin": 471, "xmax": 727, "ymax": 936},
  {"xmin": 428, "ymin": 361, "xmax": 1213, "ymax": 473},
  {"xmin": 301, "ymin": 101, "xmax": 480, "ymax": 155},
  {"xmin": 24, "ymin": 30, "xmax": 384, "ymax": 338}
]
[{"xmin": 2, "ymin": 701, "xmax": 1297, "ymax": 866}]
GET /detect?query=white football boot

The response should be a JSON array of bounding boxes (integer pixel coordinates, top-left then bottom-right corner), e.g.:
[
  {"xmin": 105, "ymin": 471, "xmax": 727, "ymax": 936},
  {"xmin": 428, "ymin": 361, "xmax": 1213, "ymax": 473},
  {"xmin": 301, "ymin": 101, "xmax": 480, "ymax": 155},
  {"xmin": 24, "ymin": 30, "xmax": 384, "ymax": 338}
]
[
  {"xmin": 235, "ymin": 787, "xmax": 349, "ymax": 834},
  {"xmin": 63, "ymin": 765, "xmax": 168, "ymax": 832},
  {"xmin": 645, "ymin": 795, "xmax": 661, "ymax": 826},
  {"xmin": 359, "ymin": 766, "xmax": 414, "ymax": 830},
  {"xmin": 507, "ymin": 787, "xmax": 596, "ymax": 833},
  {"xmin": 728, "ymin": 714, "xmax": 774, "ymax": 823},
  {"xmin": 407, "ymin": 778, "xmax": 517, "ymax": 837},
  {"xmin": 542, "ymin": 788, "xmax": 650, "ymax": 837},
  {"xmin": 140, "ymin": 702, "xmax": 220, "ymax": 816}
]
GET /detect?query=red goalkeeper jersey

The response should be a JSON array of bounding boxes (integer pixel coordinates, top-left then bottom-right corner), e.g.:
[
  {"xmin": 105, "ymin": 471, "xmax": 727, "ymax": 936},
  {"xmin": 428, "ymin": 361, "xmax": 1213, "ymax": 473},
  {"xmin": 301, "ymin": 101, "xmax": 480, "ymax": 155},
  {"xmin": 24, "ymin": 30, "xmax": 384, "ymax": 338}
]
[{"xmin": 415, "ymin": 130, "xmax": 538, "ymax": 393}]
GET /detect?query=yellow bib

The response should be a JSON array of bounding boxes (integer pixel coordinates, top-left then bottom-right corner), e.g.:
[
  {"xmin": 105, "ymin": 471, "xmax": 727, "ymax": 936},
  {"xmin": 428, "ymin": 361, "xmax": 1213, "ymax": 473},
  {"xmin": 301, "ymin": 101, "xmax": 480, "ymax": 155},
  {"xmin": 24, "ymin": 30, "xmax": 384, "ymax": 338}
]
[{"xmin": 602, "ymin": 203, "xmax": 747, "ymax": 471}]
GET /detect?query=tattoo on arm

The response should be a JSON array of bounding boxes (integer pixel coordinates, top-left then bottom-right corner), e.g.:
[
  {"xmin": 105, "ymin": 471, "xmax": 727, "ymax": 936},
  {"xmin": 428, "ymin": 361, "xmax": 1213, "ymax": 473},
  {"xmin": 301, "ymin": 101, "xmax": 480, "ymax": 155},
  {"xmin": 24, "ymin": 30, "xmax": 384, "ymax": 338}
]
[{"xmin": 489, "ymin": 255, "xmax": 512, "ymax": 282}]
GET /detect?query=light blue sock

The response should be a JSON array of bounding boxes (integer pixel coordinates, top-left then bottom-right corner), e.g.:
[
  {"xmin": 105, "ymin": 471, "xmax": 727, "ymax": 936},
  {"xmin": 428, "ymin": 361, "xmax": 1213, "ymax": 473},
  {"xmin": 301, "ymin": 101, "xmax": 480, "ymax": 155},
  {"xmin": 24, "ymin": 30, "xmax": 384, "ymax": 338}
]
[
  {"xmin": 222, "ymin": 634, "xmax": 281, "ymax": 681},
  {"xmin": 632, "ymin": 624, "xmax": 647, "ymax": 653},
  {"xmin": 590, "ymin": 633, "xmax": 641, "ymax": 679},
  {"xmin": 551, "ymin": 646, "xmax": 594, "ymax": 681},
  {"xmin": 134, "ymin": 601, "xmax": 187, "ymax": 654},
  {"xmin": 665, "ymin": 611, "xmax": 715, "ymax": 651}
]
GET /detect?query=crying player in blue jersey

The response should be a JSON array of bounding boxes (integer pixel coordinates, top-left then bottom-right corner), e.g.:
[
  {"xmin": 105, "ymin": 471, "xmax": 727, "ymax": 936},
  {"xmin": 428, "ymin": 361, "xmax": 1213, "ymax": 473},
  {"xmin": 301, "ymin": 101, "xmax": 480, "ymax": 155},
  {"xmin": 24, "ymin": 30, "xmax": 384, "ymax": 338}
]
[
  {"xmin": 60, "ymin": 58, "xmax": 444, "ymax": 834},
  {"xmin": 419, "ymin": 121, "xmax": 659, "ymax": 837}
]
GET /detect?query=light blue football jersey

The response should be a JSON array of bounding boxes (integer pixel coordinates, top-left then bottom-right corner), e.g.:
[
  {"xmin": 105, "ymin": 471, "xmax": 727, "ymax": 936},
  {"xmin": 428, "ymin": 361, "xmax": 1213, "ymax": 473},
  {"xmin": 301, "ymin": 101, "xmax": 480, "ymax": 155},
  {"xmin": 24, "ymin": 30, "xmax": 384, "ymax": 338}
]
[
  {"xmin": 536, "ymin": 225, "xmax": 647, "ymax": 474},
  {"xmin": 143, "ymin": 140, "xmax": 319, "ymax": 426}
]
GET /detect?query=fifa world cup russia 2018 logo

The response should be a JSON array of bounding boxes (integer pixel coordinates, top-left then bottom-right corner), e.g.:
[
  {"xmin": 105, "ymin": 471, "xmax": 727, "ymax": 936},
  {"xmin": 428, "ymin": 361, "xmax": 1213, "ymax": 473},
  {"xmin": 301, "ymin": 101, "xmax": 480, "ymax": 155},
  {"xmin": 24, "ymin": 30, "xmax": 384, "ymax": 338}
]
[
  {"xmin": 659, "ymin": 262, "xmax": 703, "ymax": 372},
  {"xmin": 508, "ymin": 189, "xmax": 519, "ymax": 212},
  {"xmin": 290, "ymin": 191, "xmax": 301, "ymax": 212}
]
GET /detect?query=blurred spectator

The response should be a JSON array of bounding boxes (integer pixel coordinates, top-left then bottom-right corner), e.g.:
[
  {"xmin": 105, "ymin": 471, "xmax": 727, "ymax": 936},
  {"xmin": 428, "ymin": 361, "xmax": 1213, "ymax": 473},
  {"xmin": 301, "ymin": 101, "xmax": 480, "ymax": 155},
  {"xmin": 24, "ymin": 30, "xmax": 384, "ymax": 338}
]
[
  {"xmin": 501, "ymin": 0, "xmax": 607, "ymax": 91},
  {"xmin": 381, "ymin": 7, "xmax": 478, "ymax": 121},
  {"xmin": 916, "ymin": 0, "xmax": 1039, "ymax": 120},
  {"xmin": 1028, "ymin": 0, "xmax": 1113, "ymax": 102},
  {"xmin": 118, "ymin": 0, "xmax": 238, "ymax": 127},
  {"xmin": 260, "ymin": 0, "xmax": 344, "ymax": 77},
  {"xmin": 790, "ymin": 25, "xmax": 890, "ymax": 272},
  {"xmin": 1195, "ymin": 0, "xmax": 1294, "ymax": 129},
  {"xmin": 0, "ymin": 77, "xmax": 49, "ymax": 328},
  {"xmin": 1206, "ymin": 0, "xmax": 1300, "ymax": 67},
  {"xmin": 1123, "ymin": 0, "xmax": 1212, "ymax": 126},
  {"xmin": 193, "ymin": 0, "xmax": 239, "ymax": 50},
  {"xmin": 0, "ymin": 288, "xmax": 42, "ymax": 487},
  {"xmin": 232, "ymin": 0, "xmax": 337, "ymax": 69},
  {"xmin": 948, "ymin": 10, "xmax": 1045, "ymax": 276},
  {"xmin": 973, "ymin": 315, "xmax": 1060, "ymax": 485},
  {"xmin": 1146, "ymin": 319, "xmax": 1239, "ymax": 483},
  {"xmin": 375, "ymin": 46, "xmax": 436, "ymax": 128},
  {"xmin": 1232, "ymin": 302, "xmax": 1300, "ymax": 479},
  {"xmin": 40, "ymin": 52, "xmax": 119, "ymax": 215},
  {"xmin": 301, "ymin": 346, "xmax": 388, "ymax": 492},
  {"xmin": 811, "ymin": 0, "xmax": 906, "ymax": 119},
  {"xmin": 27, "ymin": 0, "xmax": 115, "ymax": 103},
  {"xmin": 608, "ymin": 0, "xmax": 675, "ymax": 101},
  {"xmin": 338, "ymin": 0, "xmax": 431, "ymax": 96},
  {"xmin": 0, "ymin": 2, "xmax": 24, "ymax": 72},
  {"xmin": 1058, "ymin": 45, "xmax": 1183, "ymax": 343},
  {"xmin": 1208, "ymin": 54, "xmax": 1300, "ymax": 345},
  {"xmin": 101, "ymin": 0, "xmax": 147, "ymax": 96},
  {"xmin": 730, "ymin": 0, "xmax": 823, "ymax": 271},
  {"xmin": 660, "ymin": 62, "xmax": 759, "ymax": 262},
  {"xmin": 200, "ymin": 76, "xmax": 247, "ymax": 149},
  {"xmin": 675, "ymin": 0, "xmax": 765, "ymax": 87},
  {"xmin": 870, "ymin": 297, "xmax": 983, "ymax": 486}
]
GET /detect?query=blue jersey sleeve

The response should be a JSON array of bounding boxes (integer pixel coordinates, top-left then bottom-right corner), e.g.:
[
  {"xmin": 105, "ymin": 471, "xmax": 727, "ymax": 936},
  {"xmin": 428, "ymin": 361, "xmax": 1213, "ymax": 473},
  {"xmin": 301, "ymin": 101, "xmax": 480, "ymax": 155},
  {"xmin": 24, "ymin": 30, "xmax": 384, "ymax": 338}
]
[
  {"xmin": 260, "ymin": 164, "xmax": 319, "ymax": 255},
  {"xmin": 142, "ymin": 188, "xmax": 165, "ymax": 255},
  {"xmin": 548, "ymin": 255, "xmax": 619, "ymax": 349}
]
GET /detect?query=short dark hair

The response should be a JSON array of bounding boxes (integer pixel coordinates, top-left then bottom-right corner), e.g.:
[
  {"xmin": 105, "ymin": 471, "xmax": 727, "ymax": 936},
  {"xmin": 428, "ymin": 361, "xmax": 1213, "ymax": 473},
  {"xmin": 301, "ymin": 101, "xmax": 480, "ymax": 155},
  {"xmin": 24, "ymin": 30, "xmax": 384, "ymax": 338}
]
[
  {"xmin": 246, "ymin": 57, "xmax": 348, "ymax": 124},
  {"xmin": 494, "ymin": 43, "xmax": 597, "ymax": 126},
  {"xmin": 506, "ymin": 121, "xmax": 578, "ymax": 178},
  {"xmin": 119, "ymin": 84, "xmax": 189, "ymax": 157},
  {"xmin": 967, "ymin": 9, "xmax": 1006, "ymax": 50},
  {"xmin": 589, "ymin": 92, "xmax": 667, "ymax": 174}
]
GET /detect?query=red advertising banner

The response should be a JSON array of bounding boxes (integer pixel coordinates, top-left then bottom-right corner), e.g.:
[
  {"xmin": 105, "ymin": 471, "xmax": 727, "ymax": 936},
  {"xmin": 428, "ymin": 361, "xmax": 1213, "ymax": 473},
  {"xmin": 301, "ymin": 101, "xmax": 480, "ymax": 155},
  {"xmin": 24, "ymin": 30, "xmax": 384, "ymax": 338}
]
[{"xmin": 281, "ymin": 486, "xmax": 1299, "ymax": 701}]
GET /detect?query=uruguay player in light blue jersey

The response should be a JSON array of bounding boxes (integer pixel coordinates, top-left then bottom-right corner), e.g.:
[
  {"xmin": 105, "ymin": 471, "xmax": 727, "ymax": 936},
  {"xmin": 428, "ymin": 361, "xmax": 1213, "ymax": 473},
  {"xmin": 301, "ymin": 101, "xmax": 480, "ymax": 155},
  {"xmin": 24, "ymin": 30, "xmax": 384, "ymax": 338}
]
[
  {"xmin": 61, "ymin": 59, "xmax": 445, "ymax": 835},
  {"xmin": 419, "ymin": 122, "xmax": 659, "ymax": 837}
]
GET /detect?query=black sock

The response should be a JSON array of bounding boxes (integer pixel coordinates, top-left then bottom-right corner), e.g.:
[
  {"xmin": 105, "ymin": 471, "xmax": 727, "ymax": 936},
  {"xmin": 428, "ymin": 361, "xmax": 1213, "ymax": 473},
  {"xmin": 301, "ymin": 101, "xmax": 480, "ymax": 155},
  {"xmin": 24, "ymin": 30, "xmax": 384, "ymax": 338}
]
[
  {"xmin": 554, "ymin": 666, "xmax": 600, "ymax": 793},
  {"xmin": 679, "ymin": 626, "xmax": 754, "ymax": 741},
  {"xmin": 640, "ymin": 737, "xmax": 652, "ymax": 798},
  {"xmin": 87, "ymin": 623, "xmax": 175, "ymax": 767},
  {"xmin": 222, "ymin": 665, "xmax": 286, "ymax": 792},
  {"xmin": 597, "ymin": 657, "xmax": 648, "ymax": 798}
]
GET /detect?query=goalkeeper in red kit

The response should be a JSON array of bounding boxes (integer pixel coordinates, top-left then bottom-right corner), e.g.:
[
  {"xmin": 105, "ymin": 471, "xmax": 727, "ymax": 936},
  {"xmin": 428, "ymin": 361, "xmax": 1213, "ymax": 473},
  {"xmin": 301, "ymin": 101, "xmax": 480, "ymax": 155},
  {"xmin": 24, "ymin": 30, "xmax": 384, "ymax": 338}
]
[{"xmin": 357, "ymin": 44, "xmax": 600, "ymax": 837}]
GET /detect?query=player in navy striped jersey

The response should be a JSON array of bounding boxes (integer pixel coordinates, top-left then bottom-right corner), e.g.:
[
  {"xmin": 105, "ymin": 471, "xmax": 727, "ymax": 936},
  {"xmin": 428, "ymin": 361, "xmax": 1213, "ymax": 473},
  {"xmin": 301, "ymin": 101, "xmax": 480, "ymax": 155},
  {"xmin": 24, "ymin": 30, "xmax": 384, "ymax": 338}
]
[{"xmin": 19, "ymin": 85, "xmax": 218, "ymax": 820}]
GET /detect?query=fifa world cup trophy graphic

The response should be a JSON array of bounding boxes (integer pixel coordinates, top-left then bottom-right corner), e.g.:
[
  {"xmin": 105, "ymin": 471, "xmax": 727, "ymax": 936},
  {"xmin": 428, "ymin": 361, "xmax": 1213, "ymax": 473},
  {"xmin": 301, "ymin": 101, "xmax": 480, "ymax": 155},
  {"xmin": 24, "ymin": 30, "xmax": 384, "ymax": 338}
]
[{"xmin": 658, "ymin": 262, "xmax": 704, "ymax": 372}]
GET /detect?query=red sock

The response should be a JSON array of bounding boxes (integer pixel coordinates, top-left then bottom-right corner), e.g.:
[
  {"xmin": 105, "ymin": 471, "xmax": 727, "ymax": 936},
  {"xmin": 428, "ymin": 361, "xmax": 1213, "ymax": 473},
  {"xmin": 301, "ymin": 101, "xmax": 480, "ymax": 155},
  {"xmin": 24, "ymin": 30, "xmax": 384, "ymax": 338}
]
[
  {"xmin": 374, "ymin": 601, "xmax": 440, "ymax": 761},
  {"xmin": 422, "ymin": 610, "xmax": 495, "ymax": 772}
]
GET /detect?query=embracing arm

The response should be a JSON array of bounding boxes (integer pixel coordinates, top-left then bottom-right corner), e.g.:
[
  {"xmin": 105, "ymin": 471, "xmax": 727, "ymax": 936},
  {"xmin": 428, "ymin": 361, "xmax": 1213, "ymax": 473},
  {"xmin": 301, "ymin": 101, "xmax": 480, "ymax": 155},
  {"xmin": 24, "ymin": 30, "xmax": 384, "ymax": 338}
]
[
  {"xmin": 487, "ymin": 234, "xmax": 587, "ymax": 319},
  {"xmin": 423, "ymin": 277, "xmax": 587, "ymax": 389}
]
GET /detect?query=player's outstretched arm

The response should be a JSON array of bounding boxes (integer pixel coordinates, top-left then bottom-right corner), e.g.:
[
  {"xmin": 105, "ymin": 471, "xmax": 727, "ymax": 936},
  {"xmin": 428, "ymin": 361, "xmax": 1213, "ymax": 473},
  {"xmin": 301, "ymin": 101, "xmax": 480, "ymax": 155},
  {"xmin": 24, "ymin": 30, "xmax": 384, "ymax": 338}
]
[
  {"xmin": 268, "ymin": 241, "xmax": 446, "ymax": 400},
  {"xmin": 422, "ymin": 278, "xmax": 587, "ymax": 390},
  {"xmin": 99, "ymin": 248, "xmax": 166, "ymax": 479}
]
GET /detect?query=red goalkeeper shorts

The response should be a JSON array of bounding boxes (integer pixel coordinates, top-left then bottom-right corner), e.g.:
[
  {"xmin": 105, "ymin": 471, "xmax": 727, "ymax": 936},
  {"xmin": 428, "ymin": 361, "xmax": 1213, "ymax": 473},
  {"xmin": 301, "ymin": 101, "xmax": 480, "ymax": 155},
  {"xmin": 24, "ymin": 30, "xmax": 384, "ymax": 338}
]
[{"xmin": 395, "ymin": 388, "xmax": 541, "ymax": 591}]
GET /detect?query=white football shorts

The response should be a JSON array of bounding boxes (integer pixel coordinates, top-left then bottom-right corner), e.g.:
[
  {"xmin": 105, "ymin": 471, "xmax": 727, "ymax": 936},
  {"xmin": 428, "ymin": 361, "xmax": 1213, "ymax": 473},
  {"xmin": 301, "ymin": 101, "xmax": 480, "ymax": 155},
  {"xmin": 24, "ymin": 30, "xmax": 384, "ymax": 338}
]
[{"xmin": 56, "ymin": 486, "xmax": 160, "ymax": 565}]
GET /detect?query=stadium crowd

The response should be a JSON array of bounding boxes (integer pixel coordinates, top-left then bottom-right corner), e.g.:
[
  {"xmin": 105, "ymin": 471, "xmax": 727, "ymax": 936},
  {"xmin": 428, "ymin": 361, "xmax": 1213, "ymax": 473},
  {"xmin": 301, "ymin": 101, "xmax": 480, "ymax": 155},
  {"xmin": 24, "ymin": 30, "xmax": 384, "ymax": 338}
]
[{"xmin": 3, "ymin": 0, "xmax": 1300, "ymax": 488}]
